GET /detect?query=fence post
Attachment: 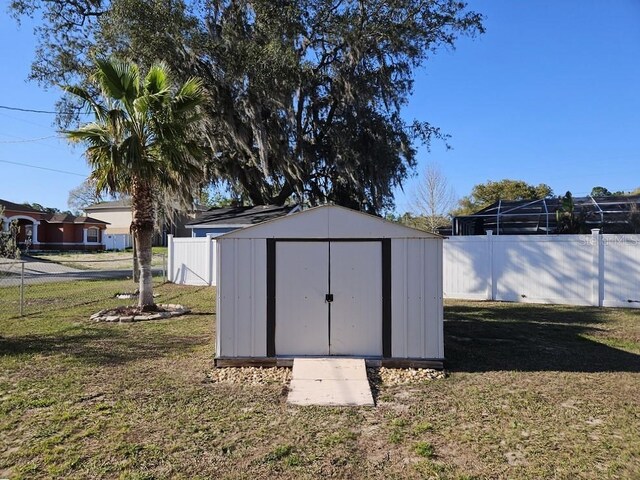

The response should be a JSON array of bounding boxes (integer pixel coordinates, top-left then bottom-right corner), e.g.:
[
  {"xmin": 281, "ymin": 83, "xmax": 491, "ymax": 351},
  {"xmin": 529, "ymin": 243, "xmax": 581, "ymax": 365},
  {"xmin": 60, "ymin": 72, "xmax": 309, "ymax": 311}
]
[
  {"xmin": 591, "ymin": 229, "xmax": 603, "ymax": 306},
  {"xmin": 162, "ymin": 253, "xmax": 166, "ymax": 283},
  {"xmin": 486, "ymin": 230, "xmax": 495, "ymax": 300},
  {"xmin": 167, "ymin": 234, "xmax": 174, "ymax": 283},
  {"xmin": 20, "ymin": 261, "xmax": 24, "ymax": 316},
  {"xmin": 206, "ymin": 233, "xmax": 214, "ymax": 286}
]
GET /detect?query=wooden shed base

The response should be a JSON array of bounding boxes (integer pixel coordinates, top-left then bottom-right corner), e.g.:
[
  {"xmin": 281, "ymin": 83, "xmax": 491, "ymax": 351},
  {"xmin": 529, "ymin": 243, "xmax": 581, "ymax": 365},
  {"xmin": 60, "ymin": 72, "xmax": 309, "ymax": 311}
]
[{"xmin": 214, "ymin": 357, "xmax": 444, "ymax": 370}]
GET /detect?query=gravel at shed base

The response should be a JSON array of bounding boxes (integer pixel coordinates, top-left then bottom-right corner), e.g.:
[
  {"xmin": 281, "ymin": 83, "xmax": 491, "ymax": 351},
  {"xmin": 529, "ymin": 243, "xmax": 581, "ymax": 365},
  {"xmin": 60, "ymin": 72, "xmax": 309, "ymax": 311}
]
[
  {"xmin": 207, "ymin": 367, "xmax": 292, "ymax": 385},
  {"xmin": 206, "ymin": 366, "xmax": 445, "ymax": 386},
  {"xmin": 372, "ymin": 367, "xmax": 446, "ymax": 385}
]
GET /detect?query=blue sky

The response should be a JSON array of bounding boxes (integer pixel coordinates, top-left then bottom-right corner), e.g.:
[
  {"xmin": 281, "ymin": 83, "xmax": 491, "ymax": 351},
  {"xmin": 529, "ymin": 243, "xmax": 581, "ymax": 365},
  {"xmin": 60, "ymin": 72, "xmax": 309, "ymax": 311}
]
[{"xmin": 1, "ymin": 0, "xmax": 639, "ymax": 213}]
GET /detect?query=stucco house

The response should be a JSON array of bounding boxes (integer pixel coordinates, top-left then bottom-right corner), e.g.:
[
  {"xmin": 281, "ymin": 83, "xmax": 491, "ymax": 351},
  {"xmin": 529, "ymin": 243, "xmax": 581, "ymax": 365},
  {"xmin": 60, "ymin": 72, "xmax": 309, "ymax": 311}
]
[
  {"xmin": 83, "ymin": 199, "xmax": 134, "ymax": 250},
  {"xmin": 1, "ymin": 199, "xmax": 109, "ymax": 251},
  {"xmin": 85, "ymin": 199, "xmax": 207, "ymax": 247}
]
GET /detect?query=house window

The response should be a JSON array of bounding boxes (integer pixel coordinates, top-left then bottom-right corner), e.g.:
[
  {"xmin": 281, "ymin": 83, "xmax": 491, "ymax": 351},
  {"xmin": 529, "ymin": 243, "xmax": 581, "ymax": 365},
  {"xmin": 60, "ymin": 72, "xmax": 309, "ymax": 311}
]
[{"xmin": 87, "ymin": 228, "xmax": 99, "ymax": 243}]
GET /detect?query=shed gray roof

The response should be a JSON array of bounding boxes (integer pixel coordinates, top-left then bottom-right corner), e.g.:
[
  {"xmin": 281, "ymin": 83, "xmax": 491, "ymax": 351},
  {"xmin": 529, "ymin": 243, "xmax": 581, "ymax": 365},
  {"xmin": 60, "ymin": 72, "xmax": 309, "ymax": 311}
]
[{"xmin": 186, "ymin": 204, "xmax": 297, "ymax": 227}]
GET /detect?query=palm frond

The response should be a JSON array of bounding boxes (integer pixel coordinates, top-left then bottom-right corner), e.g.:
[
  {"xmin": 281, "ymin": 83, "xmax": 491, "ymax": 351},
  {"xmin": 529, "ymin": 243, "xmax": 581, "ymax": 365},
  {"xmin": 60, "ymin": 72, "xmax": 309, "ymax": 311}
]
[
  {"xmin": 145, "ymin": 62, "xmax": 170, "ymax": 96},
  {"xmin": 95, "ymin": 58, "xmax": 140, "ymax": 105},
  {"xmin": 172, "ymin": 77, "xmax": 204, "ymax": 115},
  {"xmin": 62, "ymin": 85, "xmax": 109, "ymax": 121},
  {"xmin": 63, "ymin": 123, "xmax": 112, "ymax": 144}
]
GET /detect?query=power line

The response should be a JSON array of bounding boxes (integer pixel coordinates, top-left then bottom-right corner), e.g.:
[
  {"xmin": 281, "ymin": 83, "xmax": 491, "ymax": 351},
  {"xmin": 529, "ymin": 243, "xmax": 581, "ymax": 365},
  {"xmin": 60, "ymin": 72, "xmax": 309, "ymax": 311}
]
[
  {"xmin": 0, "ymin": 105, "xmax": 90, "ymax": 115},
  {"xmin": 0, "ymin": 111, "xmax": 57, "ymax": 130},
  {"xmin": 0, "ymin": 105, "xmax": 59, "ymax": 114},
  {"xmin": 0, "ymin": 159, "xmax": 85, "ymax": 177},
  {"xmin": 0, "ymin": 135, "xmax": 60, "ymax": 144}
]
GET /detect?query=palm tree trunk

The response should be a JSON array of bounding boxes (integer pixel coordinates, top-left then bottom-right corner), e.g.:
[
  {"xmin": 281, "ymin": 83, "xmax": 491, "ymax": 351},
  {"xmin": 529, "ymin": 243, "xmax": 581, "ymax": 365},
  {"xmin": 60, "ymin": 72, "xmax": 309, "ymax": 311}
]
[
  {"xmin": 131, "ymin": 179, "xmax": 156, "ymax": 309},
  {"xmin": 135, "ymin": 228, "xmax": 154, "ymax": 308}
]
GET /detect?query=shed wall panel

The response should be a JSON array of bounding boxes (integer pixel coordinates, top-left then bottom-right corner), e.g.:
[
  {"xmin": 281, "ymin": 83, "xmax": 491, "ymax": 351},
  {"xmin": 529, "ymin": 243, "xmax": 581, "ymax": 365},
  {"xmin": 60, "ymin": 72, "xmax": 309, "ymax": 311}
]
[
  {"xmin": 390, "ymin": 239, "xmax": 408, "ymax": 358},
  {"xmin": 391, "ymin": 238, "xmax": 443, "ymax": 359},
  {"xmin": 424, "ymin": 239, "xmax": 444, "ymax": 358},
  {"xmin": 217, "ymin": 238, "xmax": 267, "ymax": 357},
  {"xmin": 217, "ymin": 239, "xmax": 235, "ymax": 357}
]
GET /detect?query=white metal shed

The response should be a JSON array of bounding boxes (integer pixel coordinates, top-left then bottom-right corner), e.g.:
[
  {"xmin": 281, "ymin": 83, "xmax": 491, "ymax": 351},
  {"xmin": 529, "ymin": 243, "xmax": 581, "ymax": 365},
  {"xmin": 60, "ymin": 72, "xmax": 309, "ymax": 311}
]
[{"xmin": 215, "ymin": 205, "xmax": 444, "ymax": 368}]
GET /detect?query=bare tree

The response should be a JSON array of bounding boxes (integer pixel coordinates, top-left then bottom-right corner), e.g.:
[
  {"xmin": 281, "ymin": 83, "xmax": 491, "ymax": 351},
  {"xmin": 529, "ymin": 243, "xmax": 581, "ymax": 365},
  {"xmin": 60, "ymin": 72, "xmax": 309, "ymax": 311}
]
[
  {"xmin": 412, "ymin": 163, "xmax": 456, "ymax": 233},
  {"xmin": 67, "ymin": 180, "xmax": 104, "ymax": 214}
]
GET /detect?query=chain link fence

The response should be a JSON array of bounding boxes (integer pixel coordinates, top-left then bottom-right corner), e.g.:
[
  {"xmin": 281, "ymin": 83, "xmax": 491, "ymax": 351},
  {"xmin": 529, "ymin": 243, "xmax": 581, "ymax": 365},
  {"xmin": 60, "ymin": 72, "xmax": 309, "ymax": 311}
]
[{"xmin": 0, "ymin": 253, "xmax": 169, "ymax": 317}]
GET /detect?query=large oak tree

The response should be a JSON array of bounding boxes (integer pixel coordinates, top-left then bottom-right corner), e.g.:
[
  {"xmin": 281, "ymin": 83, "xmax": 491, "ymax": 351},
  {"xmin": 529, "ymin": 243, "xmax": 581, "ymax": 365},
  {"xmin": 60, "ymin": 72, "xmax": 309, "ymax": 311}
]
[{"xmin": 11, "ymin": 0, "xmax": 484, "ymax": 213}]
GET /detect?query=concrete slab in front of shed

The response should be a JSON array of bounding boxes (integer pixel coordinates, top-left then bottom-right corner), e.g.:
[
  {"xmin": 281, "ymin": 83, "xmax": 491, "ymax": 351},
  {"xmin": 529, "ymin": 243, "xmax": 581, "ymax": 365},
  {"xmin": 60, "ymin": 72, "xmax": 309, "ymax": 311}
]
[{"xmin": 287, "ymin": 358, "xmax": 374, "ymax": 406}]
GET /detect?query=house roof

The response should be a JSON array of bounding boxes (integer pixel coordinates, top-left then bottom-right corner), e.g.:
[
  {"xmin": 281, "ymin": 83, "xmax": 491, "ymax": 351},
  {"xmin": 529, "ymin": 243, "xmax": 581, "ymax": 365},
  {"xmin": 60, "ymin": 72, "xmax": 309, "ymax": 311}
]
[
  {"xmin": 219, "ymin": 204, "xmax": 442, "ymax": 239},
  {"xmin": 85, "ymin": 198, "xmax": 207, "ymax": 214},
  {"xmin": 0, "ymin": 199, "xmax": 46, "ymax": 214},
  {"xmin": 84, "ymin": 199, "xmax": 132, "ymax": 210},
  {"xmin": 186, "ymin": 204, "xmax": 298, "ymax": 227},
  {"xmin": 45, "ymin": 213, "xmax": 109, "ymax": 225}
]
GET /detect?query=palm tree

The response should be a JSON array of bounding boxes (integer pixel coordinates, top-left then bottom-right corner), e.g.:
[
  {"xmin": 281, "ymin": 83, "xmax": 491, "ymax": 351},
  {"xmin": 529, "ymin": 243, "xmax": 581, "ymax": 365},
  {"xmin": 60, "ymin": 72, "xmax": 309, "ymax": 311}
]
[{"xmin": 63, "ymin": 59, "xmax": 207, "ymax": 309}]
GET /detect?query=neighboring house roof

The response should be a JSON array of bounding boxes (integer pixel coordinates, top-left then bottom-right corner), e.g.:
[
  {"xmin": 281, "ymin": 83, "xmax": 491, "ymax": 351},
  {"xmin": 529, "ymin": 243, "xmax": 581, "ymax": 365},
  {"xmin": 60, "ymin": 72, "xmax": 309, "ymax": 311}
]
[
  {"xmin": 186, "ymin": 204, "xmax": 299, "ymax": 228},
  {"xmin": 1, "ymin": 199, "xmax": 109, "ymax": 225},
  {"xmin": 84, "ymin": 199, "xmax": 132, "ymax": 210},
  {"xmin": 0, "ymin": 199, "xmax": 46, "ymax": 215},
  {"xmin": 103, "ymin": 227, "xmax": 131, "ymax": 235},
  {"xmin": 85, "ymin": 199, "xmax": 206, "ymax": 214},
  {"xmin": 44, "ymin": 213, "xmax": 109, "ymax": 225}
]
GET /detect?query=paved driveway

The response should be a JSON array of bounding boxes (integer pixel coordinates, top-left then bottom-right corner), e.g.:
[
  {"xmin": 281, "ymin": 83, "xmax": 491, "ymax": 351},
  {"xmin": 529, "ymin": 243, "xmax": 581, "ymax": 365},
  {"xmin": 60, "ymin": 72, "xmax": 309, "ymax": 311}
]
[{"xmin": 0, "ymin": 258, "xmax": 161, "ymax": 286}]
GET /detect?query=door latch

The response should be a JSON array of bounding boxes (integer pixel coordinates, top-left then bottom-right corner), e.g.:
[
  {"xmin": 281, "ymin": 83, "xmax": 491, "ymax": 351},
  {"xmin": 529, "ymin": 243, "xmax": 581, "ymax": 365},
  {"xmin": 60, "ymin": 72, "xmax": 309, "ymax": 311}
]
[{"xmin": 325, "ymin": 293, "xmax": 334, "ymax": 303}]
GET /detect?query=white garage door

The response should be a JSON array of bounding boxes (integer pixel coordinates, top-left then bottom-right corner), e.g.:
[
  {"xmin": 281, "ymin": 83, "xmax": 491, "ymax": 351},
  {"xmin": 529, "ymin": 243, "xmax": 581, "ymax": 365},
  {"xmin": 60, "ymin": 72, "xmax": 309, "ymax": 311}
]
[{"xmin": 275, "ymin": 241, "xmax": 382, "ymax": 356}]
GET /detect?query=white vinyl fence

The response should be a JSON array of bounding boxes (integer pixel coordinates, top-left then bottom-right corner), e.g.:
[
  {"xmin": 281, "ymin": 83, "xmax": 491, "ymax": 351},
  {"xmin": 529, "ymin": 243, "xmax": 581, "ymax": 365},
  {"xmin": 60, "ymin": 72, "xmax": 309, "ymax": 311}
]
[
  {"xmin": 167, "ymin": 234, "xmax": 216, "ymax": 286},
  {"xmin": 168, "ymin": 230, "xmax": 640, "ymax": 308},
  {"xmin": 103, "ymin": 233, "xmax": 132, "ymax": 251},
  {"xmin": 444, "ymin": 231, "xmax": 640, "ymax": 308}
]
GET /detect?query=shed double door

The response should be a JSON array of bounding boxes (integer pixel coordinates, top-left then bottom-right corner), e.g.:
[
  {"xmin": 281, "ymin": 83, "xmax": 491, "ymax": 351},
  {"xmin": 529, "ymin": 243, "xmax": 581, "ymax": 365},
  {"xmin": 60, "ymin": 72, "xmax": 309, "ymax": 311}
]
[{"xmin": 275, "ymin": 241, "xmax": 382, "ymax": 356}]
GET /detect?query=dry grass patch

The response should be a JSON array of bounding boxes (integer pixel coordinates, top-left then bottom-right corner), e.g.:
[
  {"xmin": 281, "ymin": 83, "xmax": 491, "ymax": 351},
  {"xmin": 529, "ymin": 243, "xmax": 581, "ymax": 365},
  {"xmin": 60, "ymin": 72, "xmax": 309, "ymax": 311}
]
[{"xmin": 29, "ymin": 251, "xmax": 164, "ymax": 270}]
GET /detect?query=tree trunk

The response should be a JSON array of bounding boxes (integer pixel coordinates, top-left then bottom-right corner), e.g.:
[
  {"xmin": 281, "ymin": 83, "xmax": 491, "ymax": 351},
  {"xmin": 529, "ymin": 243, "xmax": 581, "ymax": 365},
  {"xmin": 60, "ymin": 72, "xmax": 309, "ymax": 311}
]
[
  {"xmin": 134, "ymin": 226, "xmax": 154, "ymax": 309},
  {"xmin": 131, "ymin": 179, "xmax": 156, "ymax": 310},
  {"xmin": 131, "ymin": 232, "xmax": 139, "ymax": 283}
]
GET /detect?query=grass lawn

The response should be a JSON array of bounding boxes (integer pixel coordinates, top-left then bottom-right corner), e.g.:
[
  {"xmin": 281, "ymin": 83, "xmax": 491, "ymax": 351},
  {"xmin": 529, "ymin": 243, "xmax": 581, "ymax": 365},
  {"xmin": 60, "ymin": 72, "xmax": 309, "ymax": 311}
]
[{"xmin": 1, "ymin": 284, "xmax": 639, "ymax": 479}]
